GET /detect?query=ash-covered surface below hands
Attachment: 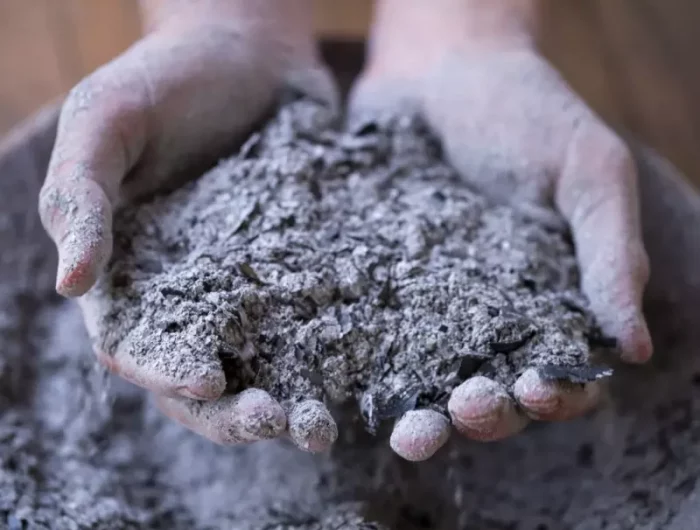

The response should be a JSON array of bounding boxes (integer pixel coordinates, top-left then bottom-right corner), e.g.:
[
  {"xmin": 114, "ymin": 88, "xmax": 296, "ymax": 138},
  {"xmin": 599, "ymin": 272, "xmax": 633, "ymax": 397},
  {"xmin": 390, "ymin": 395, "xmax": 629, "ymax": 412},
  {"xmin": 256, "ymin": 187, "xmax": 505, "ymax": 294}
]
[{"xmin": 85, "ymin": 99, "xmax": 611, "ymax": 428}]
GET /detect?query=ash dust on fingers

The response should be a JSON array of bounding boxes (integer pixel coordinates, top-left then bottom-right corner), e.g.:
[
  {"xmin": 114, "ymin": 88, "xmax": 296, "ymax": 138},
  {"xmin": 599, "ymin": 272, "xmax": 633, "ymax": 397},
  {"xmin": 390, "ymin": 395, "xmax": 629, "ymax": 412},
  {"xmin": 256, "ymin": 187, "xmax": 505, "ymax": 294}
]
[
  {"xmin": 38, "ymin": 180, "xmax": 114, "ymax": 298},
  {"xmin": 447, "ymin": 376, "xmax": 528, "ymax": 442},
  {"xmin": 82, "ymin": 98, "xmax": 615, "ymax": 452},
  {"xmin": 514, "ymin": 367, "xmax": 604, "ymax": 421},
  {"xmin": 390, "ymin": 409, "xmax": 450, "ymax": 462},
  {"xmin": 155, "ymin": 388, "xmax": 286, "ymax": 445},
  {"xmin": 287, "ymin": 399, "xmax": 338, "ymax": 453}
]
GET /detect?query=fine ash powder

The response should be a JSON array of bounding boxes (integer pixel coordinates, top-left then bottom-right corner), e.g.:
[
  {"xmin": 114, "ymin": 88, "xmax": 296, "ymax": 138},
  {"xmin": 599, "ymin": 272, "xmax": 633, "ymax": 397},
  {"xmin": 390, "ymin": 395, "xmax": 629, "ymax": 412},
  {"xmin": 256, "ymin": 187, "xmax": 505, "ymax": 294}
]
[
  {"xmin": 4, "ymin": 97, "xmax": 700, "ymax": 530},
  {"xmin": 85, "ymin": 99, "xmax": 610, "ymax": 427}
]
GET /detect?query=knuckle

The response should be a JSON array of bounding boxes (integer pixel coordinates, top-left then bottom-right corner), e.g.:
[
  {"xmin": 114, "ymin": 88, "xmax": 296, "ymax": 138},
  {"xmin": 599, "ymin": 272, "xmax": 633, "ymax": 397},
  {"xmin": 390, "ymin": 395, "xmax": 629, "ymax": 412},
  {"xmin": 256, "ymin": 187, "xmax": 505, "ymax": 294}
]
[
  {"xmin": 63, "ymin": 75, "xmax": 110, "ymax": 119},
  {"xmin": 37, "ymin": 183, "xmax": 60, "ymax": 221},
  {"xmin": 63, "ymin": 70, "xmax": 145, "ymax": 129},
  {"xmin": 38, "ymin": 184, "xmax": 79, "ymax": 233}
]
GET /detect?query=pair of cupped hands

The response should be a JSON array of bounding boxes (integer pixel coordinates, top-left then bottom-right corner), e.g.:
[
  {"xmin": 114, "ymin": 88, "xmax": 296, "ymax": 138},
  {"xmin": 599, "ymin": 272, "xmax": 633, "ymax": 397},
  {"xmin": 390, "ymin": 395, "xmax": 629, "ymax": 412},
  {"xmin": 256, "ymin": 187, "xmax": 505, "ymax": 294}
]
[{"xmin": 38, "ymin": 6, "xmax": 652, "ymax": 462}]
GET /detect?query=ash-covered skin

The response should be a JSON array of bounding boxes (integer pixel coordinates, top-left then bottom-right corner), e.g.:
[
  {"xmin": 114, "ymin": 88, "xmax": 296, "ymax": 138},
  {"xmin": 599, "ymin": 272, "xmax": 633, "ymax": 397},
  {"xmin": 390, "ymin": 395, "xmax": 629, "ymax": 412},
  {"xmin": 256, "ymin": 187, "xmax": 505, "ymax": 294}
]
[{"xmin": 84, "ymin": 99, "xmax": 611, "ymax": 430}]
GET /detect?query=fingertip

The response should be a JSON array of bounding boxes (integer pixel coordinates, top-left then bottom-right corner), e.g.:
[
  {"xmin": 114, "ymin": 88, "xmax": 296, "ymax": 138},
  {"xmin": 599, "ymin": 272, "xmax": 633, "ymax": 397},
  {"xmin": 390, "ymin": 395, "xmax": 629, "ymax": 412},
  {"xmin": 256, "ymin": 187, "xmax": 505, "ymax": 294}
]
[
  {"xmin": 448, "ymin": 376, "xmax": 527, "ymax": 441},
  {"xmin": 56, "ymin": 252, "xmax": 102, "ymax": 297},
  {"xmin": 288, "ymin": 400, "xmax": 338, "ymax": 453},
  {"xmin": 614, "ymin": 315, "xmax": 653, "ymax": 364},
  {"xmin": 448, "ymin": 376, "xmax": 505, "ymax": 424},
  {"xmin": 585, "ymin": 278, "xmax": 652, "ymax": 364},
  {"xmin": 153, "ymin": 395, "xmax": 232, "ymax": 446},
  {"xmin": 513, "ymin": 369, "xmax": 560, "ymax": 417},
  {"xmin": 155, "ymin": 390, "xmax": 286, "ymax": 446},
  {"xmin": 230, "ymin": 389, "xmax": 286, "ymax": 442},
  {"xmin": 514, "ymin": 368, "xmax": 601, "ymax": 421},
  {"xmin": 390, "ymin": 409, "xmax": 450, "ymax": 462},
  {"xmin": 41, "ymin": 182, "xmax": 113, "ymax": 297},
  {"xmin": 176, "ymin": 370, "xmax": 226, "ymax": 401}
]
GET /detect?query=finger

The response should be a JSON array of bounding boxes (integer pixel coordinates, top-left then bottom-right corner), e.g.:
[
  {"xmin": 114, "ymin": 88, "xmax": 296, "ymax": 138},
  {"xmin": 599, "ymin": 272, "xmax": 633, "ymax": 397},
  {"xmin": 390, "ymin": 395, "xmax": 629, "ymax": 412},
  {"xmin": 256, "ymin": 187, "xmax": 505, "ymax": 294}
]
[
  {"xmin": 155, "ymin": 389, "xmax": 286, "ymax": 445},
  {"xmin": 285, "ymin": 64, "xmax": 340, "ymax": 112},
  {"xmin": 95, "ymin": 347, "xmax": 225, "ymax": 402},
  {"xmin": 448, "ymin": 376, "xmax": 528, "ymax": 441},
  {"xmin": 389, "ymin": 409, "xmax": 450, "ymax": 462},
  {"xmin": 287, "ymin": 400, "xmax": 338, "ymax": 453},
  {"xmin": 39, "ymin": 69, "xmax": 148, "ymax": 297},
  {"xmin": 39, "ymin": 179, "xmax": 114, "ymax": 297},
  {"xmin": 556, "ymin": 123, "xmax": 652, "ymax": 363},
  {"xmin": 513, "ymin": 368, "xmax": 601, "ymax": 421},
  {"xmin": 347, "ymin": 74, "xmax": 421, "ymax": 128}
]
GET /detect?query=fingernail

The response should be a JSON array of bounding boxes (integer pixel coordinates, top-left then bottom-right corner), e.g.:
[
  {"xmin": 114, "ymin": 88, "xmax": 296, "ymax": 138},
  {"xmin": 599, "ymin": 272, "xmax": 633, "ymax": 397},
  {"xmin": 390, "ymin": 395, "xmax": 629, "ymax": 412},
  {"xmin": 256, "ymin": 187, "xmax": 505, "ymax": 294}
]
[
  {"xmin": 177, "ymin": 370, "xmax": 227, "ymax": 401},
  {"xmin": 232, "ymin": 389, "xmax": 286, "ymax": 442},
  {"xmin": 390, "ymin": 409, "xmax": 450, "ymax": 462},
  {"xmin": 54, "ymin": 202, "xmax": 112, "ymax": 297},
  {"xmin": 288, "ymin": 400, "xmax": 338, "ymax": 453},
  {"xmin": 56, "ymin": 252, "xmax": 96, "ymax": 297},
  {"xmin": 177, "ymin": 386, "xmax": 214, "ymax": 401},
  {"xmin": 448, "ymin": 376, "xmax": 507, "ymax": 425},
  {"xmin": 513, "ymin": 369, "xmax": 560, "ymax": 415}
]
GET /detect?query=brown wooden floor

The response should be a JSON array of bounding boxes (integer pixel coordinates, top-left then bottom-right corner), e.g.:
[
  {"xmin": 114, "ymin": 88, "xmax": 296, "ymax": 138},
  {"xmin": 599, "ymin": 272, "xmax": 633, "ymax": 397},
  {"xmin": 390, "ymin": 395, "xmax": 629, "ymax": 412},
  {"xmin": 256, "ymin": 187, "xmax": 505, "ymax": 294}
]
[{"xmin": 2, "ymin": 0, "xmax": 700, "ymax": 182}]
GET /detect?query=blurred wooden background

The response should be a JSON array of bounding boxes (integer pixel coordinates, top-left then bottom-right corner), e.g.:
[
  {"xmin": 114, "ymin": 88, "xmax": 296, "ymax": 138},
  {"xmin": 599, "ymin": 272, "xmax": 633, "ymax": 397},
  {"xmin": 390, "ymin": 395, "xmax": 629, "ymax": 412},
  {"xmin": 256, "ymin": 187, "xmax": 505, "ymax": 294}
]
[{"xmin": 2, "ymin": 0, "xmax": 700, "ymax": 182}]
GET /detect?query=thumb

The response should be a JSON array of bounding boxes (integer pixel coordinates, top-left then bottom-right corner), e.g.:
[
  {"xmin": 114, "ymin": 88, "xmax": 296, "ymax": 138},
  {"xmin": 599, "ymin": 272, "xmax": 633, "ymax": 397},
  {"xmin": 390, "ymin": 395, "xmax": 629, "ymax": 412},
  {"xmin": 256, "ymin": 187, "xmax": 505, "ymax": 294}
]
[
  {"xmin": 284, "ymin": 62, "xmax": 340, "ymax": 112},
  {"xmin": 556, "ymin": 121, "xmax": 652, "ymax": 363},
  {"xmin": 38, "ymin": 67, "xmax": 148, "ymax": 298},
  {"xmin": 347, "ymin": 71, "xmax": 423, "ymax": 127}
]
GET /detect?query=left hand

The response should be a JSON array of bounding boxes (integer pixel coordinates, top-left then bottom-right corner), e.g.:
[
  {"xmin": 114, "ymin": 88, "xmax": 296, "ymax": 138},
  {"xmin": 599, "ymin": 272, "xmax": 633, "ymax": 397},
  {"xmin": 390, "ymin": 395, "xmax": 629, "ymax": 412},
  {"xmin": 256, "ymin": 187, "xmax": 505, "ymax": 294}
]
[
  {"xmin": 350, "ymin": 5, "xmax": 651, "ymax": 461},
  {"xmin": 38, "ymin": 0, "xmax": 339, "ymax": 452}
]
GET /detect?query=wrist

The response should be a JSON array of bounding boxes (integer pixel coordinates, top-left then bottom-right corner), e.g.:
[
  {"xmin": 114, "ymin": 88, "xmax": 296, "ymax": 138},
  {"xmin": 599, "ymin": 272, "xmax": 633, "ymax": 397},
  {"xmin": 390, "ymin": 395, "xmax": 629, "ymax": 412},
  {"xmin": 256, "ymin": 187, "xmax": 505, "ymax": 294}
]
[
  {"xmin": 139, "ymin": 0, "xmax": 318, "ymax": 63},
  {"xmin": 457, "ymin": 0, "xmax": 538, "ymax": 50},
  {"xmin": 367, "ymin": 0, "xmax": 538, "ymax": 79}
]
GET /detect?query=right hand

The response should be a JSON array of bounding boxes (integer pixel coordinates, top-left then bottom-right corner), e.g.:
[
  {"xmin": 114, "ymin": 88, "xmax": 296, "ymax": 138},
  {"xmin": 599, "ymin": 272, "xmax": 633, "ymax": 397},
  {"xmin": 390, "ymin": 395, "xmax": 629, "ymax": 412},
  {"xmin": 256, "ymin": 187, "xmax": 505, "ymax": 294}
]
[
  {"xmin": 38, "ymin": 9, "xmax": 339, "ymax": 451},
  {"xmin": 350, "ymin": 0, "xmax": 651, "ymax": 461}
]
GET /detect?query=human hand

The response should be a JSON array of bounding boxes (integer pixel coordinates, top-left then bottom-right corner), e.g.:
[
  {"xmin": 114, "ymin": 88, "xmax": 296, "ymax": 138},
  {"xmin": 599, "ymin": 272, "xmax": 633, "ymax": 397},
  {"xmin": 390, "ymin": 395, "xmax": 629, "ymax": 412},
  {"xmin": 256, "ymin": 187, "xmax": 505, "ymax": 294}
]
[
  {"xmin": 38, "ymin": 0, "xmax": 338, "ymax": 451},
  {"xmin": 351, "ymin": 0, "xmax": 651, "ymax": 461}
]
